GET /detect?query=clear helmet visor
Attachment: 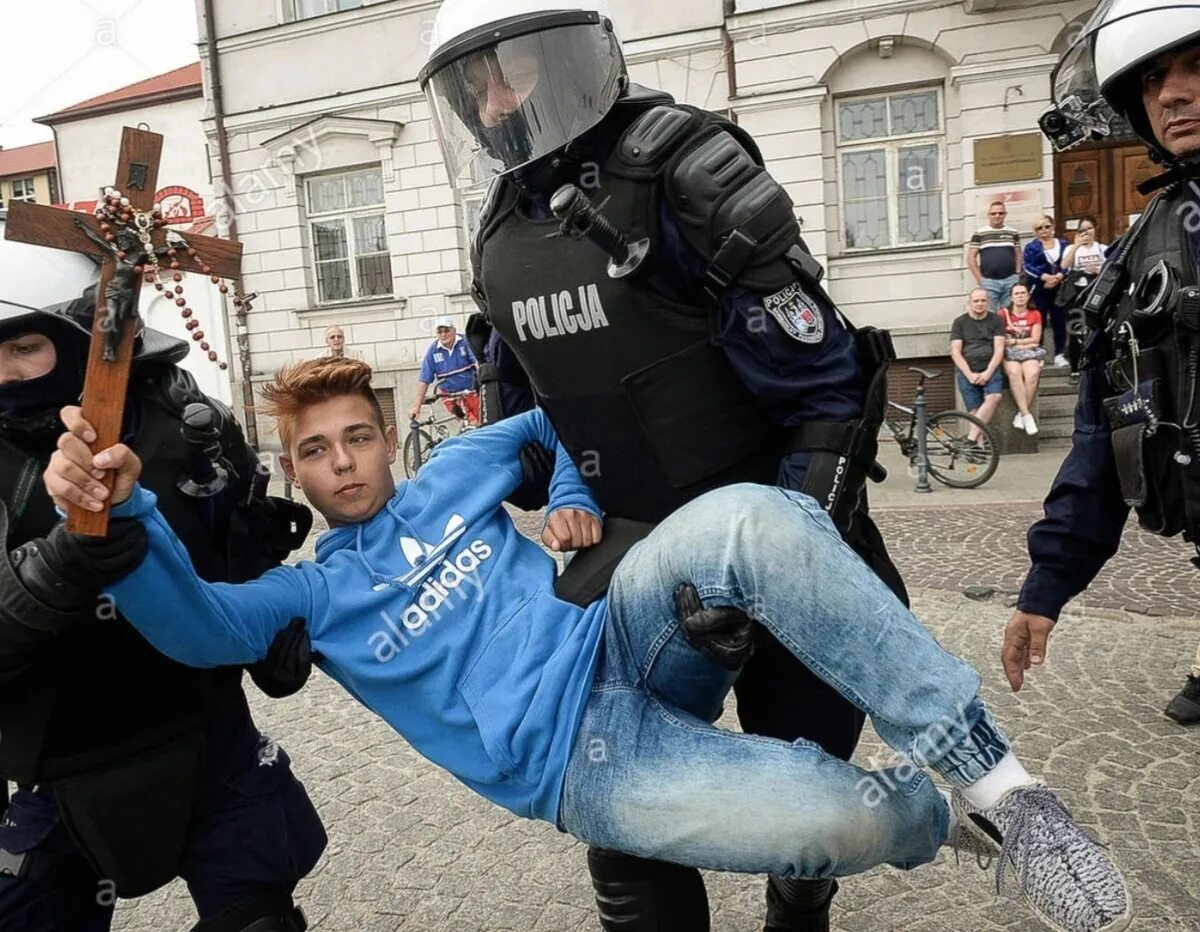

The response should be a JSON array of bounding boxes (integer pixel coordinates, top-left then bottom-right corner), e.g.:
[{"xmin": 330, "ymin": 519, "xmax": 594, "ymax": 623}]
[
  {"xmin": 423, "ymin": 22, "xmax": 624, "ymax": 190},
  {"xmin": 1050, "ymin": 2, "xmax": 1200, "ymax": 143}
]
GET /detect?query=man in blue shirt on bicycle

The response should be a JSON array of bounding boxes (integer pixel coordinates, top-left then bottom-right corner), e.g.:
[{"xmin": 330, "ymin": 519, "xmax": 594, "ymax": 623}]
[{"xmin": 410, "ymin": 316, "xmax": 480, "ymax": 425}]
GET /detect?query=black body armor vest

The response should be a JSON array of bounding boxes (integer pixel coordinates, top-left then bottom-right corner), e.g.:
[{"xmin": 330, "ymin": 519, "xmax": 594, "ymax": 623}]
[
  {"xmin": 0, "ymin": 366, "xmax": 255, "ymax": 782},
  {"xmin": 476, "ymin": 102, "xmax": 784, "ymax": 522},
  {"xmin": 1097, "ymin": 184, "xmax": 1200, "ymax": 542}
]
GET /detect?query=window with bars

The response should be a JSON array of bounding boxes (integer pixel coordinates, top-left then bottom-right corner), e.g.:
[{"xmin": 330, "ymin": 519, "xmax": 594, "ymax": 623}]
[
  {"xmin": 306, "ymin": 167, "xmax": 393, "ymax": 304},
  {"xmin": 10, "ymin": 177, "xmax": 36, "ymax": 203},
  {"xmin": 291, "ymin": 0, "xmax": 364, "ymax": 20},
  {"xmin": 836, "ymin": 89, "xmax": 946, "ymax": 251}
]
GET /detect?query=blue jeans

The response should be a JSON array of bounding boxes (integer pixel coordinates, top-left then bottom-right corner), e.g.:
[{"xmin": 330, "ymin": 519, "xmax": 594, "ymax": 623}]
[
  {"xmin": 956, "ymin": 369, "xmax": 1005, "ymax": 411},
  {"xmin": 981, "ymin": 274, "xmax": 1020, "ymax": 313},
  {"xmin": 559, "ymin": 485, "xmax": 1010, "ymax": 879}
]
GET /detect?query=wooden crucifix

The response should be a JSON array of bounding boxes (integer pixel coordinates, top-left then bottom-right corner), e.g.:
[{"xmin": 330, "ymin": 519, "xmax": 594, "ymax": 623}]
[{"xmin": 4, "ymin": 126, "xmax": 243, "ymax": 535}]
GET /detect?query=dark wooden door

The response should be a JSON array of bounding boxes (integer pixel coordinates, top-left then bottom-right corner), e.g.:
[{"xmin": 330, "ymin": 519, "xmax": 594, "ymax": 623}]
[
  {"xmin": 1114, "ymin": 147, "xmax": 1156, "ymax": 237},
  {"xmin": 1054, "ymin": 143, "xmax": 1156, "ymax": 244}
]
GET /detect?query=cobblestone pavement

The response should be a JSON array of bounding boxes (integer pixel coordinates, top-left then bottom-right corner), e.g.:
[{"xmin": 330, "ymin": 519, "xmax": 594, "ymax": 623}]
[
  {"xmin": 112, "ymin": 498, "xmax": 1200, "ymax": 932},
  {"xmin": 871, "ymin": 504, "xmax": 1200, "ymax": 619}
]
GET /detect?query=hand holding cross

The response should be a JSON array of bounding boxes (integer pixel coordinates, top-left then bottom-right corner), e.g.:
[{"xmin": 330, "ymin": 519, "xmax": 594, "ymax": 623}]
[{"xmin": 3, "ymin": 126, "xmax": 242, "ymax": 535}]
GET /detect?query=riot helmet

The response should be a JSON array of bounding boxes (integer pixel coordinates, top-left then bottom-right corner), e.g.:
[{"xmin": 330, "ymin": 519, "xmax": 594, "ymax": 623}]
[
  {"xmin": 1046, "ymin": 1, "xmax": 1200, "ymax": 159},
  {"xmin": 0, "ymin": 210, "xmax": 188, "ymax": 422},
  {"xmin": 419, "ymin": 0, "xmax": 627, "ymax": 190},
  {"xmin": 0, "ymin": 209, "xmax": 100, "ymax": 344}
]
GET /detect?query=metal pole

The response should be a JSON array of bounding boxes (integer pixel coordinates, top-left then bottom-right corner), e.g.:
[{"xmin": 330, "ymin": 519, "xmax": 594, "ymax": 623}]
[{"xmin": 914, "ymin": 380, "xmax": 933, "ymax": 493}]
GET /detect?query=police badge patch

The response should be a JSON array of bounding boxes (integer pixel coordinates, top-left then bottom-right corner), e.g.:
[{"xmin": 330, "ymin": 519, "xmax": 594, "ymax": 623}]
[{"xmin": 762, "ymin": 283, "xmax": 825, "ymax": 345}]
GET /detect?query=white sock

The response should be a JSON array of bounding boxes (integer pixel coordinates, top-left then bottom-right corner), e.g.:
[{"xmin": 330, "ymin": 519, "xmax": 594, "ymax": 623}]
[
  {"xmin": 960, "ymin": 752, "xmax": 1036, "ymax": 810},
  {"xmin": 938, "ymin": 788, "xmax": 959, "ymax": 838}
]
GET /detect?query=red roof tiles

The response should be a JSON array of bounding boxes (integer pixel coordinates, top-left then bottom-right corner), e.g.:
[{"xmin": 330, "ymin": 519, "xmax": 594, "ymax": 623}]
[
  {"xmin": 38, "ymin": 63, "xmax": 203, "ymax": 124},
  {"xmin": 0, "ymin": 142, "xmax": 57, "ymax": 178}
]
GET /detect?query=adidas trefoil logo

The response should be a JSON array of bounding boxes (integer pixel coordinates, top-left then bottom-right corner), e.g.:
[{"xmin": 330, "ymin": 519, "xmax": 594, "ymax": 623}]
[{"xmin": 369, "ymin": 514, "xmax": 494, "ymax": 655}]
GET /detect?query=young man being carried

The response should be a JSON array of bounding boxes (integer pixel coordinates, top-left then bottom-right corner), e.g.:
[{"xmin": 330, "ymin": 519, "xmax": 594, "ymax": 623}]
[{"xmin": 45, "ymin": 357, "xmax": 1131, "ymax": 932}]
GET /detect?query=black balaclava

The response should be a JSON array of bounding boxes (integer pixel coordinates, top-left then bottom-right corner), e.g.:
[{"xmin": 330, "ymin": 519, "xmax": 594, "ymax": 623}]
[{"xmin": 0, "ymin": 317, "xmax": 88, "ymax": 439}]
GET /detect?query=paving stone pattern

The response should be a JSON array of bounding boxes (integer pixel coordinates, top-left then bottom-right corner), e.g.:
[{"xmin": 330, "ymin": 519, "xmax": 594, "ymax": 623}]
[
  {"xmin": 871, "ymin": 503, "xmax": 1200, "ymax": 619},
  {"xmin": 112, "ymin": 504, "xmax": 1200, "ymax": 932}
]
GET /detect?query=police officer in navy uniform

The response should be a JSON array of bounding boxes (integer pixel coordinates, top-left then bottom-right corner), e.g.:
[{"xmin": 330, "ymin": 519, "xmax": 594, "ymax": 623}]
[
  {"xmin": 0, "ymin": 225, "xmax": 326, "ymax": 932},
  {"xmin": 420, "ymin": 4, "xmax": 907, "ymax": 930},
  {"xmin": 1005, "ymin": 1, "xmax": 1200, "ymax": 725}
]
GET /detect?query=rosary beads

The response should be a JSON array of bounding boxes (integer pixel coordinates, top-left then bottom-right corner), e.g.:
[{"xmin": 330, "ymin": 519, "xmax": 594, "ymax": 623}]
[{"xmin": 96, "ymin": 186, "xmax": 230, "ymax": 371}]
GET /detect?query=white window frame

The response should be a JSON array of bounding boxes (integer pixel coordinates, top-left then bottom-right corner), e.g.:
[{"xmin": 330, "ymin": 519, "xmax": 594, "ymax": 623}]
[
  {"xmin": 10, "ymin": 177, "xmax": 36, "ymax": 203},
  {"xmin": 289, "ymin": 0, "xmax": 364, "ymax": 21},
  {"xmin": 835, "ymin": 87, "xmax": 948, "ymax": 253},
  {"xmin": 457, "ymin": 160, "xmax": 497, "ymax": 256},
  {"xmin": 305, "ymin": 166, "xmax": 393, "ymax": 306}
]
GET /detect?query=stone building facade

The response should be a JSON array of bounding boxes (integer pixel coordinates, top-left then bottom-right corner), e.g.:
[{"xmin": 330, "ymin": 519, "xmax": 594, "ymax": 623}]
[
  {"xmin": 196, "ymin": 0, "xmax": 1110, "ymax": 443},
  {"xmin": 38, "ymin": 63, "xmax": 236, "ymax": 404}
]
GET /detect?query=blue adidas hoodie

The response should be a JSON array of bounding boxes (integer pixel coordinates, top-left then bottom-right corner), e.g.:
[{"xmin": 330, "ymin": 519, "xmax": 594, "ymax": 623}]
[{"xmin": 107, "ymin": 408, "xmax": 605, "ymax": 823}]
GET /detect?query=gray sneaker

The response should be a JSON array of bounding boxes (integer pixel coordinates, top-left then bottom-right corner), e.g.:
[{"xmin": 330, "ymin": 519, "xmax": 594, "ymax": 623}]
[{"xmin": 951, "ymin": 784, "xmax": 1132, "ymax": 932}]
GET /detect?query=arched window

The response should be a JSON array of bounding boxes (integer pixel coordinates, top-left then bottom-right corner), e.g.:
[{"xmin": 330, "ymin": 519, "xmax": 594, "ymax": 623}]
[
  {"xmin": 836, "ymin": 88, "xmax": 946, "ymax": 249},
  {"xmin": 825, "ymin": 41, "xmax": 952, "ymax": 253}
]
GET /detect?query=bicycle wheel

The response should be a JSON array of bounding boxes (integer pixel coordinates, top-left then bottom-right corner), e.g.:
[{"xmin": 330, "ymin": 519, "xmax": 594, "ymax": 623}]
[
  {"xmin": 922, "ymin": 411, "xmax": 999, "ymax": 489},
  {"xmin": 402, "ymin": 428, "xmax": 435, "ymax": 478}
]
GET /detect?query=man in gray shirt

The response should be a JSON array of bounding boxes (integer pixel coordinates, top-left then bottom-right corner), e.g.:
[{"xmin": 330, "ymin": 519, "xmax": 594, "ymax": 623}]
[{"xmin": 950, "ymin": 288, "xmax": 1006, "ymax": 443}]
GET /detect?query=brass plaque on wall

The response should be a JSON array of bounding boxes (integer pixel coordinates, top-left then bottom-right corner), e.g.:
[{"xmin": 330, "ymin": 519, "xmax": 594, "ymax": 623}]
[{"xmin": 974, "ymin": 133, "xmax": 1045, "ymax": 185}]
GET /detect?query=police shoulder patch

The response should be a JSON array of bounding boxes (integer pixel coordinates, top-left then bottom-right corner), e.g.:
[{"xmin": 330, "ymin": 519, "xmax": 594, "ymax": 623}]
[{"xmin": 762, "ymin": 282, "xmax": 825, "ymax": 345}]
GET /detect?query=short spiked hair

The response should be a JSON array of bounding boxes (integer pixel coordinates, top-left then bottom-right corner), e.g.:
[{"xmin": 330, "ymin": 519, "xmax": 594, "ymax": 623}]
[{"xmin": 259, "ymin": 355, "xmax": 387, "ymax": 452}]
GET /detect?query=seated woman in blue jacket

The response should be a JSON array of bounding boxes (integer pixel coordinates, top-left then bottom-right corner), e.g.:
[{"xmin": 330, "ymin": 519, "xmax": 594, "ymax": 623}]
[
  {"xmin": 1022, "ymin": 214, "xmax": 1070, "ymax": 367},
  {"xmin": 44, "ymin": 356, "xmax": 1130, "ymax": 932}
]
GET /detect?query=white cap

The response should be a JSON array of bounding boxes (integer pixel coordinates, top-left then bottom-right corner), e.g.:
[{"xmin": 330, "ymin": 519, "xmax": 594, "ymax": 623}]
[{"xmin": 435, "ymin": 316, "xmax": 457, "ymax": 329}]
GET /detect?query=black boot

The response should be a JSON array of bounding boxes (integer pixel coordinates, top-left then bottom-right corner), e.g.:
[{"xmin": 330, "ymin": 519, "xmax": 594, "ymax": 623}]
[
  {"xmin": 586, "ymin": 846, "xmax": 710, "ymax": 932},
  {"xmin": 1165, "ymin": 674, "xmax": 1200, "ymax": 725},
  {"xmin": 189, "ymin": 890, "xmax": 307, "ymax": 932},
  {"xmin": 763, "ymin": 877, "xmax": 838, "ymax": 932}
]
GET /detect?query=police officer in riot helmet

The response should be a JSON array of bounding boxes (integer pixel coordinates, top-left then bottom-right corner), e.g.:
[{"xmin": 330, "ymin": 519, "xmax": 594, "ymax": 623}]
[
  {"xmin": 0, "ymin": 220, "xmax": 326, "ymax": 932},
  {"xmin": 421, "ymin": 3, "xmax": 908, "ymax": 930},
  {"xmin": 1007, "ymin": 1, "xmax": 1200, "ymax": 724}
]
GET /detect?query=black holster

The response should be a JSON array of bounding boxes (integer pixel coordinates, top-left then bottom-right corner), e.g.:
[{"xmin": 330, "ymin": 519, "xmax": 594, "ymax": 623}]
[
  {"xmin": 466, "ymin": 314, "xmax": 504, "ymax": 427},
  {"xmin": 793, "ymin": 327, "xmax": 894, "ymax": 535},
  {"xmin": 554, "ymin": 517, "xmax": 658, "ymax": 607},
  {"xmin": 51, "ymin": 729, "xmax": 207, "ymax": 897},
  {"xmin": 475, "ymin": 361, "xmax": 504, "ymax": 427}
]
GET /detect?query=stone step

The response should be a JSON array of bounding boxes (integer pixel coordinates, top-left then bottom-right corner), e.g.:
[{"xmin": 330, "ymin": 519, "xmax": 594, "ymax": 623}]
[
  {"xmin": 1034, "ymin": 420, "xmax": 1074, "ymax": 440},
  {"xmin": 1037, "ymin": 393, "xmax": 1080, "ymax": 420},
  {"xmin": 1039, "ymin": 378, "xmax": 1081, "ymax": 397}
]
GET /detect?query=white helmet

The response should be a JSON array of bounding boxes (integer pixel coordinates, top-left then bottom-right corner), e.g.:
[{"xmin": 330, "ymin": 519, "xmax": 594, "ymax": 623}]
[
  {"xmin": 0, "ymin": 209, "xmax": 100, "ymax": 335},
  {"xmin": 1050, "ymin": 1, "xmax": 1200, "ymax": 159},
  {"xmin": 418, "ymin": 0, "xmax": 626, "ymax": 189},
  {"xmin": 0, "ymin": 211, "xmax": 188, "ymax": 365}
]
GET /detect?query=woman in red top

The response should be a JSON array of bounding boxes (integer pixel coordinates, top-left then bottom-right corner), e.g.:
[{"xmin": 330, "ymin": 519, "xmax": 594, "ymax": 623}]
[{"xmin": 1001, "ymin": 283, "xmax": 1044, "ymax": 436}]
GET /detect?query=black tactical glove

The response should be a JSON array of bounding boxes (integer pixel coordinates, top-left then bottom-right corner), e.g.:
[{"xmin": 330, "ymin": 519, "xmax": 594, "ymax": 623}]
[
  {"xmin": 505, "ymin": 441, "xmax": 554, "ymax": 512},
  {"xmin": 674, "ymin": 582, "xmax": 756, "ymax": 671},
  {"xmin": 10, "ymin": 519, "xmax": 148, "ymax": 613},
  {"xmin": 248, "ymin": 617, "xmax": 315, "ymax": 699}
]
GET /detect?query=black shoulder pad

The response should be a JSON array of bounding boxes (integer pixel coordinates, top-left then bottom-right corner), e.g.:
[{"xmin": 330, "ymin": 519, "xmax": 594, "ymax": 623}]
[
  {"xmin": 611, "ymin": 105, "xmax": 698, "ymax": 178},
  {"xmin": 665, "ymin": 127, "xmax": 812, "ymax": 294}
]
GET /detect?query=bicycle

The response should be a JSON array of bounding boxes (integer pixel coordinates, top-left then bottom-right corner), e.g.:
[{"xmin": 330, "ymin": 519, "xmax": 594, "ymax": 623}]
[
  {"xmin": 403, "ymin": 384, "xmax": 478, "ymax": 478},
  {"xmin": 884, "ymin": 367, "xmax": 999, "ymax": 489}
]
